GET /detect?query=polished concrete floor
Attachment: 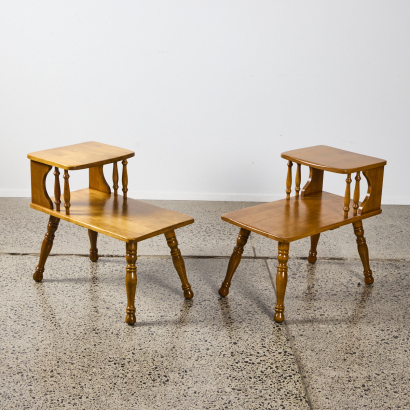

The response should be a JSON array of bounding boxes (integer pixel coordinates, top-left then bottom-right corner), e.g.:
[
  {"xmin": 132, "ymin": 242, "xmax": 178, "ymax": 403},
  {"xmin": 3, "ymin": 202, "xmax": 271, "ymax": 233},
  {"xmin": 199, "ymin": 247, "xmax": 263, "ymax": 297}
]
[{"xmin": 0, "ymin": 198, "xmax": 409, "ymax": 409}]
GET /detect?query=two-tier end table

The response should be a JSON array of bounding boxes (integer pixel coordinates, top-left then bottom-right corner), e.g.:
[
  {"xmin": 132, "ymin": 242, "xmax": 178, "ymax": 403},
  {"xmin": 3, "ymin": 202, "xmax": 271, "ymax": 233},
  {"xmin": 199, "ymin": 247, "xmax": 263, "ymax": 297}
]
[
  {"xmin": 218, "ymin": 145, "xmax": 386, "ymax": 323},
  {"xmin": 28, "ymin": 141, "xmax": 194, "ymax": 325}
]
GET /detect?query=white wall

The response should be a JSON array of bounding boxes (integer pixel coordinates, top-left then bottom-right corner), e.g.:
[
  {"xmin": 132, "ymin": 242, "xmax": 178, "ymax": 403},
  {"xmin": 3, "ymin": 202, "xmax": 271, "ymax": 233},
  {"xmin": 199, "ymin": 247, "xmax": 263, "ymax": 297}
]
[{"xmin": 1, "ymin": 1, "xmax": 409, "ymax": 203}]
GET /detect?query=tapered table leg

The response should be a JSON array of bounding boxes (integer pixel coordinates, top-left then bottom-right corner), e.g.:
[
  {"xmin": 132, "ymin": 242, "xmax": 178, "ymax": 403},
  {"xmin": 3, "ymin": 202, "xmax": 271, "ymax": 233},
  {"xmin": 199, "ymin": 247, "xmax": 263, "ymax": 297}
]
[
  {"xmin": 164, "ymin": 230, "xmax": 194, "ymax": 299},
  {"xmin": 353, "ymin": 221, "xmax": 374, "ymax": 284},
  {"xmin": 274, "ymin": 242, "xmax": 290, "ymax": 323},
  {"xmin": 88, "ymin": 229, "xmax": 99, "ymax": 262},
  {"xmin": 308, "ymin": 233, "xmax": 320, "ymax": 263},
  {"xmin": 125, "ymin": 241, "xmax": 137, "ymax": 325},
  {"xmin": 219, "ymin": 228, "xmax": 250, "ymax": 297},
  {"xmin": 33, "ymin": 216, "xmax": 60, "ymax": 282}
]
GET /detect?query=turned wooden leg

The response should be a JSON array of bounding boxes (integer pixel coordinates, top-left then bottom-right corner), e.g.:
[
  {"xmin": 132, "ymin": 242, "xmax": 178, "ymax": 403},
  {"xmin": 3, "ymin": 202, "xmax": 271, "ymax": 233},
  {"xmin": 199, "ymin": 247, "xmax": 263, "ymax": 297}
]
[
  {"xmin": 219, "ymin": 228, "xmax": 250, "ymax": 297},
  {"xmin": 88, "ymin": 229, "xmax": 99, "ymax": 262},
  {"xmin": 274, "ymin": 242, "xmax": 290, "ymax": 323},
  {"xmin": 125, "ymin": 241, "xmax": 137, "ymax": 325},
  {"xmin": 308, "ymin": 233, "xmax": 320, "ymax": 264},
  {"xmin": 33, "ymin": 216, "xmax": 60, "ymax": 282},
  {"xmin": 164, "ymin": 230, "xmax": 194, "ymax": 299},
  {"xmin": 353, "ymin": 221, "xmax": 374, "ymax": 285}
]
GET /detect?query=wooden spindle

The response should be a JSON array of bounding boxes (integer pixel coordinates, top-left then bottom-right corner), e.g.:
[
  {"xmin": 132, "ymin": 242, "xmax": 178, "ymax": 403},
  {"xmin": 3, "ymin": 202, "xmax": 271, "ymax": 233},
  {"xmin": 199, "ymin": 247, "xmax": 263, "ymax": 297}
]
[
  {"xmin": 353, "ymin": 171, "xmax": 361, "ymax": 216},
  {"xmin": 286, "ymin": 161, "xmax": 293, "ymax": 199},
  {"xmin": 53, "ymin": 167, "xmax": 61, "ymax": 211},
  {"xmin": 113, "ymin": 162, "xmax": 119, "ymax": 196},
  {"xmin": 122, "ymin": 159, "xmax": 128, "ymax": 199},
  {"xmin": 63, "ymin": 170, "xmax": 71, "ymax": 212},
  {"xmin": 343, "ymin": 173, "xmax": 352, "ymax": 218},
  {"xmin": 295, "ymin": 163, "xmax": 301, "ymax": 197}
]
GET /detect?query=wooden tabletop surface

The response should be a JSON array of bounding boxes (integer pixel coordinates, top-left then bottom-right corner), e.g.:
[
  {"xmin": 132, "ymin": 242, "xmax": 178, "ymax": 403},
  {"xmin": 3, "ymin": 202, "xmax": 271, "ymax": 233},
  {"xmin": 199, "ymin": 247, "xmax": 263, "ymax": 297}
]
[
  {"xmin": 27, "ymin": 141, "xmax": 135, "ymax": 170},
  {"xmin": 30, "ymin": 188, "xmax": 194, "ymax": 242},
  {"xmin": 281, "ymin": 145, "xmax": 386, "ymax": 174},
  {"xmin": 222, "ymin": 192, "xmax": 381, "ymax": 242}
]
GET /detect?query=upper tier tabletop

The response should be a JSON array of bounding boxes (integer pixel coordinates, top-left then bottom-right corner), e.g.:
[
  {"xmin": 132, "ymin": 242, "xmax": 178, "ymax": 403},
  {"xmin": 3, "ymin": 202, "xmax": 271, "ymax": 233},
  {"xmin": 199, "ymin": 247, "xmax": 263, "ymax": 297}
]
[
  {"xmin": 281, "ymin": 145, "xmax": 386, "ymax": 174},
  {"xmin": 27, "ymin": 141, "xmax": 135, "ymax": 170},
  {"xmin": 222, "ymin": 192, "xmax": 381, "ymax": 243},
  {"xmin": 30, "ymin": 188, "xmax": 194, "ymax": 242}
]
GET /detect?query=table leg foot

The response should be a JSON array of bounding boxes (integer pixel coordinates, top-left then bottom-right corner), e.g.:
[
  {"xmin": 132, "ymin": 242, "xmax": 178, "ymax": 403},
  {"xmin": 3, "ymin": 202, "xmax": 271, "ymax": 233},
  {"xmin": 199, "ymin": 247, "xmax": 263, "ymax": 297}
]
[
  {"xmin": 219, "ymin": 228, "xmax": 250, "ymax": 297},
  {"xmin": 88, "ymin": 229, "xmax": 99, "ymax": 262},
  {"xmin": 33, "ymin": 216, "xmax": 60, "ymax": 282},
  {"xmin": 353, "ymin": 221, "xmax": 374, "ymax": 285},
  {"xmin": 308, "ymin": 233, "xmax": 320, "ymax": 264}
]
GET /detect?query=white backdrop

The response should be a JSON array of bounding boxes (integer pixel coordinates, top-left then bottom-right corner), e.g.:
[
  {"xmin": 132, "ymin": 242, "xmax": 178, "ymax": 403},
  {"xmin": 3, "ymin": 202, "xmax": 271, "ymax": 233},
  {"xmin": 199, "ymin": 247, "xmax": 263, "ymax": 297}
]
[{"xmin": 1, "ymin": 1, "xmax": 409, "ymax": 203}]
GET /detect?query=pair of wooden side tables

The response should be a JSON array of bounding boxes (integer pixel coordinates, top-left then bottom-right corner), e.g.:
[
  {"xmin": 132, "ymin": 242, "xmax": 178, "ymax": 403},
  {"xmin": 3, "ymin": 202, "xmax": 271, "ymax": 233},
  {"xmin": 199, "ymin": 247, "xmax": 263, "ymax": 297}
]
[{"xmin": 28, "ymin": 142, "xmax": 386, "ymax": 325}]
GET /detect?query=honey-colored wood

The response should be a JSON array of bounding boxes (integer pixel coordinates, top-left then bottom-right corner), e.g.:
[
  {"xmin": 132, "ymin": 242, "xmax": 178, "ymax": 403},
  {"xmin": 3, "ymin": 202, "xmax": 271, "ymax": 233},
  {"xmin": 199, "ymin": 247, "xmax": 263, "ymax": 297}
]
[
  {"xmin": 29, "ymin": 141, "xmax": 195, "ymax": 326},
  {"xmin": 122, "ymin": 159, "xmax": 128, "ymax": 199},
  {"xmin": 125, "ymin": 241, "xmax": 137, "ymax": 325},
  {"xmin": 295, "ymin": 163, "xmax": 301, "ymax": 197},
  {"xmin": 222, "ymin": 192, "xmax": 380, "ymax": 243},
  {"xmin": 301, "ymin": 167, "xmax": 324, "ymax": 197},
  {"xmin": 30, "ymin": 161, "xmax": 53, "ymax": 209},
  {"xmin": 274, "ymin": 242, "xmax": 289, "ymax": 323},
  {"xmin": 353, "ymin": 172, "xmax": 361, "ymax": 216},
  {"xmin": 165, "ymin": 230, "xmax": 194, "ymax": 299},
  {"xmin": 54, "ymin": 167, "xmax": 61, "ymax": 211},
  {"xmin": 359, "ymin": 166, "xmax": 384, "ymax": 215},
  {"xmin": 308, "ymin": 233, "xmax": 320, "ymax": 263},
  {"xmin": 353, "ymin": 220, "xmax": 374, "ymax": 284},
  {"xmin": 219, "ymin": 228, "xmax": 250, "ymax": 297},
  {"xmin": 33, "ymin": 216, "xmax": 60, "ymax": 282},
  {"xmin": 63, "ymin": 170, "xmax": 71, "ymax": 212},
  {"xmin": 113, "ymin": 162, "xmax": 119, "ymax": 196},
  {"xmin": 344, "ymin": 174, "xmax": 352, "ymax": 218},
  {"xmin": 32, "ymin": 188, "xmax": 194, "ymax": 242},
  {"xmin": 286, "ymin": 161, "xmax": 293, "ymax": 199},
  {"xmin": 88, "ymin": 229, "xmax": 99, "ymax": 262},
  {"xmin": 89, "ymin": 165, "xmax": 111, "ymax": 194},
  {"xmin": 221, "ymin": 145, "xmax": 385, "ymax": 324},
  {"xmin": 281, "ymin": 145, "xmax": 386, "ymax": 174},
  {"xmin": 27, "ymin": 141, "xmax": 135, "ymax": 170}
]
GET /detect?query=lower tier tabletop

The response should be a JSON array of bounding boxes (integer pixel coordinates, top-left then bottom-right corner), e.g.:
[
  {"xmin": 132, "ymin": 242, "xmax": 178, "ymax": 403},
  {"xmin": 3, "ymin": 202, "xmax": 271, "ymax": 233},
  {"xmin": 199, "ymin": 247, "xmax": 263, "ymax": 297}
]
[
  {"xmin": 221, "ymin": 191, "xmax": 381, "ymax": 243},
  {"xmin": 30, "ymin": 188, "xmax": 194, "ymax": 242}
]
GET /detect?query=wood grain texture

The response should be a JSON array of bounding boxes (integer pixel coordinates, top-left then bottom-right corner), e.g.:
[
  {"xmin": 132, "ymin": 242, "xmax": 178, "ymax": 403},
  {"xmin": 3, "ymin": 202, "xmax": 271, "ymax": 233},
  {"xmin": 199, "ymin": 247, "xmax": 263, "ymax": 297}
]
[
  {"xmin": 221, "ymin": 192, "xmax": 380, "ymax": 243},
  {"xmin": 281, "ymin": 145, "xmax": 386, "ymax": 174},
  {"xmin": 219, "ymin": 228, "xmax": 250, "ymax": 297},
  {"xmin": 286, "ymin": 161, "xmax": 293, "ymax": 199},
  {"xmin": 88, "ymin": 229, "xmax": 99, "ymax": 262},
  {"xmin": 308, "ymin": 233, "xmax": 320, "ymax": 263},
  {"xmin": 27, "ymin": 141, "xmax": 135, "ymax": 170},
  {"xmin": 33, "ymin": 216, "xmax": 60, "ymax": 282},
  {"xmin": 274, "ymin": 242, "xmax": 289, "ymax": 323},
  {"xmin": 165, "ymin": 230, "xmax": 194, "ymax": 299},
  {"xmin": 359, "ymin": 166, "xmax": 384, "ymax": 215},
  {"xmin": 295, "ymin": 163, "xmax": 301, "ymax": 197},
  {"xmin": 53, "ymin": 167, "xmax": 61, "ymax": 211},
  {"xmin": 89, "ymin": 166, "xmax": 111, "ymax": 194},
  {"xmin": 30, "ymin": 160, "xmax": 53, "ymax": 209},
  {"xmin": 63, "ymin": 170, "xmax": 71, "ymax": 212},
  {"xmin": 301, "ymin": 167, "xmax": 324, "ymax": 197},
  {"xmin": 122, "ymin": 159, "xmax": 128, "ymax": 199},
  {"xmin": 31, "ymin": 188, "xmax": 194, "ymax": 242},
  {"xmin": 125, "ymin": 241, "xmax": 137, "ymax": 325},
  {"xmin": 344, "ymin": 174, "xmax": 352, "ymax": 218},
  {"xmin": 353, "ymin": 172, "xmax": 361, "ymax": 216},
  {"xmin": 353, "ymin": 220, "xmax": 374, "ymax": 284},
  {"xmin": 113, "ymin": 162, "xmax": 119, "ymax": 196}
]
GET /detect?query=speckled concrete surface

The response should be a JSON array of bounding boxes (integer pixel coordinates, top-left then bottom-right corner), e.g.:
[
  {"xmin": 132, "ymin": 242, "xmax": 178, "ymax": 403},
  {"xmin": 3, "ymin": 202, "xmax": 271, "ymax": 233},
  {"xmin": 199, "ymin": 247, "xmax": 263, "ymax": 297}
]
[
  {"xmin": 266, "ymin": 258, "xmax": 410, "ymax": 409},
  {"xmin": 1, "ymin": 198, "xmax": 409, "ymax": 409},
  {"xmin": 0, "ymin": 255, "xmax": 308, "ymax": 409}
]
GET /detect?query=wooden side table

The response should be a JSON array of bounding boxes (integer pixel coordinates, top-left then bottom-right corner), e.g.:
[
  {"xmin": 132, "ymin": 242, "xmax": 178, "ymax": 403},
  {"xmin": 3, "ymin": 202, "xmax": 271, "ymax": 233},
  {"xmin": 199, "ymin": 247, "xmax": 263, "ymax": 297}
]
[
  {"xmin": 28, "ymin": 141, "xmax": 194, "ymax": 325},
  {"xmin": 219, "ymin": 145, "xmax": 386, "ymax": 323}
]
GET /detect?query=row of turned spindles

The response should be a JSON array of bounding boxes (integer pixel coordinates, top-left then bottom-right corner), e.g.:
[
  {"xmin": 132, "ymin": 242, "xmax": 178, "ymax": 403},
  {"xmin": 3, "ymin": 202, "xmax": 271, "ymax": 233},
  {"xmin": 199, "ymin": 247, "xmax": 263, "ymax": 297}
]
[
  {"xmin": 53, "ymin": 160, "xmax": 129, "ymax": 212},
  {"xmin": 286, "ymin": 161, "xmax": 362, "ymax": 218}
]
